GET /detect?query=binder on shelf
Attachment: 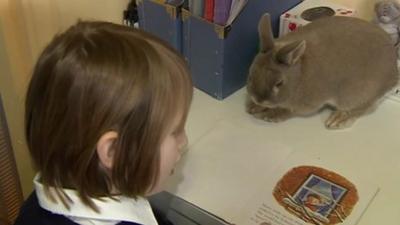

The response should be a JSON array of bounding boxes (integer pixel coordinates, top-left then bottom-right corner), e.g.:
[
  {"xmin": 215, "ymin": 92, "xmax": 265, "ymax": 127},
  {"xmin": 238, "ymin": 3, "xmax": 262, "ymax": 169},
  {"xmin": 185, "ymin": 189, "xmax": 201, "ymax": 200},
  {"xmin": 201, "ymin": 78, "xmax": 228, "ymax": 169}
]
[
  {"xmin": 189, "ymin": 0, "xmax": 205, "ymax": 17},
  {"xmin": 137, "ymin": 0, "xmax": 183, "ymax": 52},
  {"xmin": 213, "ymin": 0, "xmax": 232, "ymax": 25},
  {"xmin": 181, "ymin": 0, "xmax": 302, "ymax": 100},
  {"xmin": 204, "ymin": 0, "xmax": 215, "ymax": 22}
]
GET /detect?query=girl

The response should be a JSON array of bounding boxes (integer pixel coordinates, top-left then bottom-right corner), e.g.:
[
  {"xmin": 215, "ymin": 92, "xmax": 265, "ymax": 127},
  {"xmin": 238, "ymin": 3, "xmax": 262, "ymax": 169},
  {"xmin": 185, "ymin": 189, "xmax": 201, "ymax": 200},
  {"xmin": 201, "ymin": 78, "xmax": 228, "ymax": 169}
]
[{"xmin": 15, "ymin": 21, "xmax": 193, "ymax": 225}]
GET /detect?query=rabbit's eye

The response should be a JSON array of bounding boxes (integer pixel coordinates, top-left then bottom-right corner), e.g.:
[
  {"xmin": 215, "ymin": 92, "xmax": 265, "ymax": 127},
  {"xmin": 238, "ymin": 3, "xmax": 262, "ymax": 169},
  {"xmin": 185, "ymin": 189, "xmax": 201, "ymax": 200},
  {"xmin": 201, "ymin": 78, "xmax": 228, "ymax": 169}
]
[{"xmin": 275, "ymin": 80, "xmax": 284, "ymax": 88}]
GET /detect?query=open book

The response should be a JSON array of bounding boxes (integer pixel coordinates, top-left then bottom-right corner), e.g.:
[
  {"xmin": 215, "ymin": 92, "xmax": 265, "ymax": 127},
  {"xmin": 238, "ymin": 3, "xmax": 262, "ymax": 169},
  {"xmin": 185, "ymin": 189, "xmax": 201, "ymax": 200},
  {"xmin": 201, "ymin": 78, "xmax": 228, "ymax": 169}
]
[
  {"xmin": 167, "ymin": 120, "xmax": 379, "ymax": 225},
  {"xmin": 245, "ymin": 152, "xmax": 379, "ymax": 225}
]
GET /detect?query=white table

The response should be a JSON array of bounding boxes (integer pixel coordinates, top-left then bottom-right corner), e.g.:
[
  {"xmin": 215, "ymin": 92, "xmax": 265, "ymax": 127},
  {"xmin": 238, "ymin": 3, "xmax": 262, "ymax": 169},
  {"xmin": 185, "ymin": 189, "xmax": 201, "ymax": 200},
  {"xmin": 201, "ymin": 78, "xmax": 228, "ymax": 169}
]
[{"xmin": 165, "ymin": 88, "xmax": 400, "ymax": 225}]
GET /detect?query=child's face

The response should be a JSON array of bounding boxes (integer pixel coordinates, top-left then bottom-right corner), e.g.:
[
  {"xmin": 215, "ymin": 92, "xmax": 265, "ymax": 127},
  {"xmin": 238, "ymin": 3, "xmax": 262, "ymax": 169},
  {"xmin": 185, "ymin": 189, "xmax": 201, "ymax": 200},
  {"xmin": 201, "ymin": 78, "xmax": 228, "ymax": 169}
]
[{"xmin": 147, "ymin": 112, "xmax": 188, "ymax": 195}]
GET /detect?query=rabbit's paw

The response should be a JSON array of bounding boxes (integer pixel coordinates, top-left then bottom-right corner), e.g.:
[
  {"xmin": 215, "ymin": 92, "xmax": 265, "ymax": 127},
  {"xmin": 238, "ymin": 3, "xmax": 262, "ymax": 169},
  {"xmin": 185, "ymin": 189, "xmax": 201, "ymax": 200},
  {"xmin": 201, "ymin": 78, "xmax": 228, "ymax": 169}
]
[
  {"xmin": 246, "ymin": 100, "xmax": 268, "ymax": 114},
  {"xmin": 325, "ymin": 111, "xmax": 356, "ymax": 129},
  {"xmin": 262, "ymin": 108, "xmax": 292, "ymax": 122}
]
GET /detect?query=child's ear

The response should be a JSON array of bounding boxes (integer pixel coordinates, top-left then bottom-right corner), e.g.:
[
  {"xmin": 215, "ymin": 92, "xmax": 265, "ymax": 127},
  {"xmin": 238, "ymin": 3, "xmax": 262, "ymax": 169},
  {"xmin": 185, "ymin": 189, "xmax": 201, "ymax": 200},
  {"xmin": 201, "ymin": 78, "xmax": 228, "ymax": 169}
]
[{"xmin": 96, "ymin": 131, "xmax": 118, "ymax": 170}]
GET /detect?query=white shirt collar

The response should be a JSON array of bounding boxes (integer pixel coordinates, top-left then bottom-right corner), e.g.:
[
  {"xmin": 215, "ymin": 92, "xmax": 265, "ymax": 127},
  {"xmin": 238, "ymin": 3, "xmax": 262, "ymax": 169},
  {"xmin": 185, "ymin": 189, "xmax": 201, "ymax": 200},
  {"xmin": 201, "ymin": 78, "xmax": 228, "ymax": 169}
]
[{"xmin": 34, "ymin": 174, "xmax": 158, "ymax": 225}]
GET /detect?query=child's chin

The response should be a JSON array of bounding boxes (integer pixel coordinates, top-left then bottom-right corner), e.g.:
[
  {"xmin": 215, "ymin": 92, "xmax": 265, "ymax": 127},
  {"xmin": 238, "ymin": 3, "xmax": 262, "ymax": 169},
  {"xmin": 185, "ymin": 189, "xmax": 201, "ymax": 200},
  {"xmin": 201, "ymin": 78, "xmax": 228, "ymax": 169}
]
[{"xmin": 146, "ymin": 187, "xmax": 163, "ymax": 196}]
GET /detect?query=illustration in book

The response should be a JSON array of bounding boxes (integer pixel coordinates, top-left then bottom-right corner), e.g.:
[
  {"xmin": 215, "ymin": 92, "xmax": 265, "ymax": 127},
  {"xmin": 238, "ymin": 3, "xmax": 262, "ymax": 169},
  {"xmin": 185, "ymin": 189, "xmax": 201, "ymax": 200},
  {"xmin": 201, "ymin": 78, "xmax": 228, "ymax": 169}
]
[
  {"xmin": 247, "ymin": 158, "xmax": 378, "ymax": 225},
  {"xmin": 273, "ymin": 166, "xmax": 358, "ymax": 225}
]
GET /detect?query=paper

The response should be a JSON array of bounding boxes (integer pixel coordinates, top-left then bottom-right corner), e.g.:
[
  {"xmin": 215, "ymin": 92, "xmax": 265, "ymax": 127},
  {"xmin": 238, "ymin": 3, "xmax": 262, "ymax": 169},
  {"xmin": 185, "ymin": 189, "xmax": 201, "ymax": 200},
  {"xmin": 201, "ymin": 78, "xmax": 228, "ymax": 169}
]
[{"xmin": 226, "ymin": 0, "xmax": 248, "ymax": 26}]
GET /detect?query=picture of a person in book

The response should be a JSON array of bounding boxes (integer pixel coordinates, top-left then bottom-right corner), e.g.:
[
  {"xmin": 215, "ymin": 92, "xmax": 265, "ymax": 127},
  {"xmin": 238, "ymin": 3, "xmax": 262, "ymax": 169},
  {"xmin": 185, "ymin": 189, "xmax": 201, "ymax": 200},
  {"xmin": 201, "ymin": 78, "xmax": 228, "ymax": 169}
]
[{"xmin": 303, "ymin": 193, "xmax": 332, "ymax": 215}]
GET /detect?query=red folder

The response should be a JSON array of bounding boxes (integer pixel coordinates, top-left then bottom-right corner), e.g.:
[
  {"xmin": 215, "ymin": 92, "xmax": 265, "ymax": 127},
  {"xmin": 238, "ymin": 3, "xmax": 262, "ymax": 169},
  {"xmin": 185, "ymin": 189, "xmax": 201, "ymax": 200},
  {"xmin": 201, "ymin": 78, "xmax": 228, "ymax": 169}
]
[{"xmin": 204, "ymin": 0, "xmax": 215, "ymax": 22}]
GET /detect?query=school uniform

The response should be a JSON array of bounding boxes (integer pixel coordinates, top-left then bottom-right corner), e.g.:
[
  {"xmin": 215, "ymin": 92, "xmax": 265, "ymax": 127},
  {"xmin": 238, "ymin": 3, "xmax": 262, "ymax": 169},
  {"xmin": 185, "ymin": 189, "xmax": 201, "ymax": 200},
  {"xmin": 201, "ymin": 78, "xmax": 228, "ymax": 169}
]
[{"xmin": 14, "ymin": 175, "xmax": 172, "ymax": 225}]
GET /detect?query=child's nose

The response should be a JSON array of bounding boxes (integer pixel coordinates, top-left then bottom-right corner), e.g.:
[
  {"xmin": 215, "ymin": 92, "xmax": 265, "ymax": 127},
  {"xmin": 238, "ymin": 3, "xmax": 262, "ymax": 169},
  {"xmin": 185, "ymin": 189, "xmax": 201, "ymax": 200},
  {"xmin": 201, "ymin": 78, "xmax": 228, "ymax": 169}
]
[
  {"xmin": 178, "ymin": 131, "xmax": 188, "ymax": 150},
  {"xmin": 176, "ymin": 134, "xmax": 187, "ymax": 163}
]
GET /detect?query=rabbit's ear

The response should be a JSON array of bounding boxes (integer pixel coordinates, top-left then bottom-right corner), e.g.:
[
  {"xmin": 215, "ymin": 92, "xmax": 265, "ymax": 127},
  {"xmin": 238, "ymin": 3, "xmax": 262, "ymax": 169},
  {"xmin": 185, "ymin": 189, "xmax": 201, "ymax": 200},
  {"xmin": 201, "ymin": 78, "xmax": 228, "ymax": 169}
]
[
  {"xmin": 276, "ymin": 40, "xmax": 306, "ymax": 65},
  {"xmin": 258, "ymin": 13, "xmax": 274, "ymax": 53}
]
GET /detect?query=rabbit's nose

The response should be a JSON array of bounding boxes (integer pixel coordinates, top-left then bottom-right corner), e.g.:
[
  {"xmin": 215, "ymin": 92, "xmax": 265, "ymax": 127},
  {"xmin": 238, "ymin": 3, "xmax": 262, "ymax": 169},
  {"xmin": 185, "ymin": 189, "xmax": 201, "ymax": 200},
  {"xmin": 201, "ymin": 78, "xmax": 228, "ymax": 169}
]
[
  {"xmin": 251, "ymin": 95, "xmax": 264, "ymax": 105},
  {"xmin": 250, "ymin": 96, "xmax": 258, "ymax": 104}
]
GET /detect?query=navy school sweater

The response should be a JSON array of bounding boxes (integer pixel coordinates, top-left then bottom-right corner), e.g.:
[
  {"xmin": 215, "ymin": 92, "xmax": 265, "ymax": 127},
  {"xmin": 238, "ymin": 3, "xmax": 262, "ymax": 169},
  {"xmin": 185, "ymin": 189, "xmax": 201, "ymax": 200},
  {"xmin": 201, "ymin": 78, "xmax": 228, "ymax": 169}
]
[{"xmin": 14, "ymin": 192, "xmax": 174, "ymax": 225}]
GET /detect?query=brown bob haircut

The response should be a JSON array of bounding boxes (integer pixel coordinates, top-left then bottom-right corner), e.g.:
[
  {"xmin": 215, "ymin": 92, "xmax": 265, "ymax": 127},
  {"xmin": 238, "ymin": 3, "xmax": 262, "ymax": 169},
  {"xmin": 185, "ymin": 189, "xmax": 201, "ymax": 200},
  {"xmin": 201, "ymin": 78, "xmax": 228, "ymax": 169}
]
[{"xmin": 25, "ymin": 21, "xmax": 193, "ymax": 210}]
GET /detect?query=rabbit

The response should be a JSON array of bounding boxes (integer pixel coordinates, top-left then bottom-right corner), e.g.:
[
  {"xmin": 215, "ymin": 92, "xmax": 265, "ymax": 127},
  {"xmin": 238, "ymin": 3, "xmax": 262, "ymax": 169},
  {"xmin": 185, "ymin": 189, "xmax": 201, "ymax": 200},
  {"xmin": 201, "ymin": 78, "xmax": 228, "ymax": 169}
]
[{"xmin": 246, "ymin": 14, "xmax": 399, "ymax": 129}]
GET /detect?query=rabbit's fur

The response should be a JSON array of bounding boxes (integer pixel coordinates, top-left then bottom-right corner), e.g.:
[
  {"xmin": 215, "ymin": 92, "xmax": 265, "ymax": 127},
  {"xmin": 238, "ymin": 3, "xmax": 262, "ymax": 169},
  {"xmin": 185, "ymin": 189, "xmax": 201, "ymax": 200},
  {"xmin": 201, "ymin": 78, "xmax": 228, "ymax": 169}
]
[{"xmin": 246, "ymin": 14, "xmax": 399, "ymax": 129}]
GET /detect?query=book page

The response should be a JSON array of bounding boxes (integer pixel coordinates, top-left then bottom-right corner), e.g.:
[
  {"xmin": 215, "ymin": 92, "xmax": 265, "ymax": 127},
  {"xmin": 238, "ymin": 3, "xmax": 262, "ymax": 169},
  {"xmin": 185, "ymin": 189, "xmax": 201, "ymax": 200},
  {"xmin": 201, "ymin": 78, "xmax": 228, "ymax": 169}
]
[
  {"xmin": 166, "ymin": 120, "xmax": 293, "ymax": 224},
  {"xmin": 245, "ymin": 152, "xmax": 379, "ymax": 225}
]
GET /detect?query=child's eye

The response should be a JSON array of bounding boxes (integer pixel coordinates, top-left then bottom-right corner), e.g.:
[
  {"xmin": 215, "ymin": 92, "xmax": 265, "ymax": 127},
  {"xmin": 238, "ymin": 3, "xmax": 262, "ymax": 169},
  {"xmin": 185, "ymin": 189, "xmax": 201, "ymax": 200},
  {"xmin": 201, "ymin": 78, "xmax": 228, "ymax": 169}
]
[{"xmin": 275, "ymin": 80, "xmax": 284, "ymax": 88}]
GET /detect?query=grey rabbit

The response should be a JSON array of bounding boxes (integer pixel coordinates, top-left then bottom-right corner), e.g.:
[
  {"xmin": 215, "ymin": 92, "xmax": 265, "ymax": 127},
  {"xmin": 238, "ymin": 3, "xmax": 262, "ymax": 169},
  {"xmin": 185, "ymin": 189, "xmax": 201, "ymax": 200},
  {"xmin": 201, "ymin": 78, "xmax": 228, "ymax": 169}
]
[{"xmin": 246, "ymin": 14, "xmax": 399, "ymax": 129}]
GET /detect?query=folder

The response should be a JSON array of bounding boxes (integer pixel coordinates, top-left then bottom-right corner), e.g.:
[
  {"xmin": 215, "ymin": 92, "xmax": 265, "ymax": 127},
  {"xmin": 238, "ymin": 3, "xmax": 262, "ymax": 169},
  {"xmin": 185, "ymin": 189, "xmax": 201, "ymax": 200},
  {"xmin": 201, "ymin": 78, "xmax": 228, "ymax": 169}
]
[
  {"xmin": 166, "ymin": 0, "xmax": 185, "ymax": 7},
  {"xmin": 189, "ymin": 0, "xmax": 205, "ymax": 17},
  {"xmin": 213, "ymin": 0, "xmax": 232, "ymax": 25},
  {"xmin": 204, "ymin": 0, "xmax": 215, "ymax": 22}
]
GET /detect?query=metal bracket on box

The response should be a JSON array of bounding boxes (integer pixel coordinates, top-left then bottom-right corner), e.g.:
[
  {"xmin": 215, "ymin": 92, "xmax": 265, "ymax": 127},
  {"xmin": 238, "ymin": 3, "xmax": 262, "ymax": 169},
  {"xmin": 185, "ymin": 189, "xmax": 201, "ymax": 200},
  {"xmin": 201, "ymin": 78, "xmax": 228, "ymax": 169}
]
[
  {"xmin": 182, "ymin": 9, "xmax": 191, "ymax": 22},
  {"xmin": 213, "ymin": 25, "xmax": 231, "ymax": 39},
  {"xmin": 143, "ymin": 0, "xmax": 177, "ymax": 19},
  {"xmin": 181, "ymin": 8, "xmax": 230, "ymax": 39},
  {"xmin": 214, "ymin": 25, "xmax": 225, "ymax": 39},
  {"xmin": 165, "ymin": 4, "xmax": 177, "ymax": 19}
]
